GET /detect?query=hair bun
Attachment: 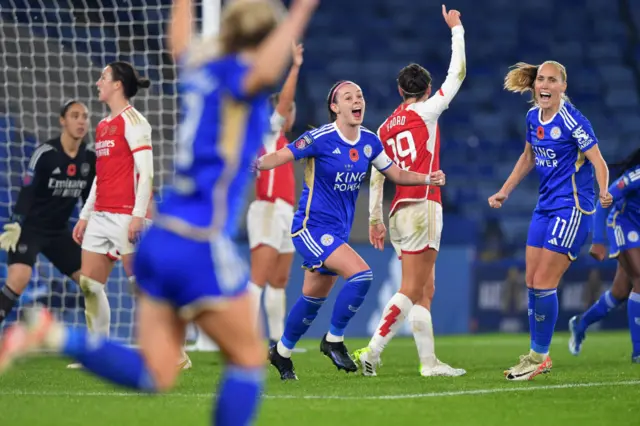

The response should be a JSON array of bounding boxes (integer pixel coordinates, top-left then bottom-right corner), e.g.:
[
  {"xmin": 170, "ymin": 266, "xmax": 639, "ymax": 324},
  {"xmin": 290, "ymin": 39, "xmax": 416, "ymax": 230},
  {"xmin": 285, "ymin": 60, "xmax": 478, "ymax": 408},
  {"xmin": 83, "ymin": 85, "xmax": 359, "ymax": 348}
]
[{"xmin": 137, "ymin": 77, "xmax": 151, "ymax": 89}]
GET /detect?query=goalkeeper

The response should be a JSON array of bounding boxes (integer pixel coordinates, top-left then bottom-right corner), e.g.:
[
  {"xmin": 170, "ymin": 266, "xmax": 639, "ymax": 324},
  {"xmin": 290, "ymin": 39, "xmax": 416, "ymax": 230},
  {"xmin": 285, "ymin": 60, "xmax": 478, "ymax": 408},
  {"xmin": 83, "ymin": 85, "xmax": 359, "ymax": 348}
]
[{"xmin": 0, "ymin": 100, "xmax": 96, "ymax": 325}]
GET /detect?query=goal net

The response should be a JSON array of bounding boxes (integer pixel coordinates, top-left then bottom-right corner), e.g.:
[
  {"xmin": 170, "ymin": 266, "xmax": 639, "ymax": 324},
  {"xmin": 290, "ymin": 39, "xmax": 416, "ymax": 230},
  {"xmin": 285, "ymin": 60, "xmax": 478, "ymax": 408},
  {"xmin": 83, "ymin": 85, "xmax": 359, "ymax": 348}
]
[{"xmin": 0, "ymin": 0, "xmax": 197, "ymax": 344}]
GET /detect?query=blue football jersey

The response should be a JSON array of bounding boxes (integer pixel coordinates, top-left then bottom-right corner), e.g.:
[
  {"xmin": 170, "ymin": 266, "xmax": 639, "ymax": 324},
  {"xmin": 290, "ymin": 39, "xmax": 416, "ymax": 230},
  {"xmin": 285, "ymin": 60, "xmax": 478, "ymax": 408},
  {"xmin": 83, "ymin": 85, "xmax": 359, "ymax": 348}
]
[
  {"xmin": 593, "ymin": 165, "xmax": 640, "ymax": 246},
  {"xmin": 156, "ymin": 54, "xmax": 270, "ymax": 239},
  {"xmin": 526, "ymin": 101, "xmax": 597, "ymax": 213},
  {"xmin": 287, "ymin": 123, "xmax": 392, "ymax": 238}
]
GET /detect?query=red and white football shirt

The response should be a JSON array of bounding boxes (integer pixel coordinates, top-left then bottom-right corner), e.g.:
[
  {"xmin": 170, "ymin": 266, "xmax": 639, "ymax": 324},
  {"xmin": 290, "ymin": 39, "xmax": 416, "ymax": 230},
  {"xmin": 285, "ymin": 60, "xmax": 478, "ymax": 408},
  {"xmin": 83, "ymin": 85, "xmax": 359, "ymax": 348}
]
[{"xmin": 255, "ymin": 112, "xmax": 295, "ymax": 206}]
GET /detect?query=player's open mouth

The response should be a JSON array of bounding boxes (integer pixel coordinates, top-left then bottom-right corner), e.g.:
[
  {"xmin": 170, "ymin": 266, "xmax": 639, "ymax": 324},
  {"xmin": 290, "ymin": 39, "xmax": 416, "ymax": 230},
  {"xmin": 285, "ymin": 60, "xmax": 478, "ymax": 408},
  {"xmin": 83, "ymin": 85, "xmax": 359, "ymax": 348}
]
[
  {"xmin": 352, "ymin": 109, "xmax": 362, "ymax": 119},
  {"xmin": 539, "ymin": 92, "xmax": 551, "ymax": 100}
]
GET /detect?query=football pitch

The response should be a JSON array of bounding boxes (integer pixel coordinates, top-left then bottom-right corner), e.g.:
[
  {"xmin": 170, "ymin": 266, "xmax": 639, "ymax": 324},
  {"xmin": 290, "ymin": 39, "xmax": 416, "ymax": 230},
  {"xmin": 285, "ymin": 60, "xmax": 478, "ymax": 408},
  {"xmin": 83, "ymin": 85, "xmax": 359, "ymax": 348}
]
[{"xmin": 0, "ymin": 332, "xmax": 637, "ymax": 426}]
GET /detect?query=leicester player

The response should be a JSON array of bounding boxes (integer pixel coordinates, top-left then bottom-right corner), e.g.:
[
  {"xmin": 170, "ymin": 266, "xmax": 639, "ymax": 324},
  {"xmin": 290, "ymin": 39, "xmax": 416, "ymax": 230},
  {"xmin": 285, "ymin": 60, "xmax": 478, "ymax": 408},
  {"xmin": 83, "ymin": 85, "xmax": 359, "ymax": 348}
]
[
  {"xmin": 568, "ymin": 148, "xmax": 640, "ymax": 362},
  {"xmin": 0, "ymin": 100, "xmax": 95, "ymax": 326},
  {"xmin": 489, "ymin": 60, "xmax": 612, "ymax": 381},
  {"xmin": 0, "ymin": 1, "xmax": 318, "ymax": 425},
  {"xmin": 256, "ymin": 80, "xmax": 447, "ymax": 380}
]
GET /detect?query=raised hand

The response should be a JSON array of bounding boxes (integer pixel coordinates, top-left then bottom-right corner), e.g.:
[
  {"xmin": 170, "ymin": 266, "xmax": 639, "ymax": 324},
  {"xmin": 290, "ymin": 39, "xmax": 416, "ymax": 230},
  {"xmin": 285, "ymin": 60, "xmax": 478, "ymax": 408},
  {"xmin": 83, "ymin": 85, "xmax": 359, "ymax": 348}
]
[
  {"xmin": 442, "ymin": 4, "xmax": 462, "ymax": 29},
  {"xmin": 292, "ymin": 42, "xmax": 304, "ymax": 67}
]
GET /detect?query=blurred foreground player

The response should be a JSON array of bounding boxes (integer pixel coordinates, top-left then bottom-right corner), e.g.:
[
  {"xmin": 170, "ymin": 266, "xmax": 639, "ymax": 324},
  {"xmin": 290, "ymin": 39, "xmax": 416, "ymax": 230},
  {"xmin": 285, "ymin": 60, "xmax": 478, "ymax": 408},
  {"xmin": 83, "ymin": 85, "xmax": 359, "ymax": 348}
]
[
  {"xmin": 569, "ymin": 148, "xmax": 640, "ymax": 362},
  {"xmin": 247, "ymin": 42, "xmax": 303, "ymax": 348},
  {"xmin": 0, "ymin": 1, "xmax": 318, "ymax": 426},
  {"xmin": 354, "ymin": 5, "xmax": 466, "ymax": 378},
  {"xmin": 257, "ymin": 80, "xmax": 446, "ymax": 380},
  {"xmin": 489, "ymin": 60, "xmax": 612, "ymax": 380},
  {"xmin": 0, "ymin": 100, "xmax": 95, "ymax": 327}
]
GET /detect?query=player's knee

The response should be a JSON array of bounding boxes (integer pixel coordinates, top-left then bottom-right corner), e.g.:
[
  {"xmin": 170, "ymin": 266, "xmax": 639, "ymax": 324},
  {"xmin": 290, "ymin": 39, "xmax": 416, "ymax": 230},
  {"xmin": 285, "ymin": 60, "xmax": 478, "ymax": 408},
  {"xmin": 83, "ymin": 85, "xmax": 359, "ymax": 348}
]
[
  {"xmin": 531, "ymin": 269, "xmax": 559, "ymax": 290},
  {"xmin": 226, "ymin": 341, "xmax": 266, "ymax": 369},
  {"xmin": 6, "ymin": 265, "xmax": 33, "ymax": 294},
  {"xmin": 269, "ymin": 272, "xmax": 289, "ymax": 289},
  {"xmin": 79, "ymin": 274, "xmax": 105, "ymax": 295},
  {"xmin": 399, "ymin": 283, "xmax": 422, "ymax": 304}
]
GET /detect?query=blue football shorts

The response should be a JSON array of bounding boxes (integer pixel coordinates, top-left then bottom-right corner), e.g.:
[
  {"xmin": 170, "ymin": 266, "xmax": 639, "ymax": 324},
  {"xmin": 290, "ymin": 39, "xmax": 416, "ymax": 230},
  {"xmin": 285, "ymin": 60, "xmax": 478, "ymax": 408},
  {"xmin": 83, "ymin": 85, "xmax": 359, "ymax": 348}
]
[
  {"xmin": 291, "ymin": 226, "xmax": 349, "ymax": 276},
  {"xmin": 526, "ymin": 207, "xmax": 592, "ymax": 260},
  {"xmin": 134, "ymin": 225, "xmax": 249, "ymax": 320},
  {"xmin": 607, "ymin": 215, "xmax": 640, "ymax": 258}
]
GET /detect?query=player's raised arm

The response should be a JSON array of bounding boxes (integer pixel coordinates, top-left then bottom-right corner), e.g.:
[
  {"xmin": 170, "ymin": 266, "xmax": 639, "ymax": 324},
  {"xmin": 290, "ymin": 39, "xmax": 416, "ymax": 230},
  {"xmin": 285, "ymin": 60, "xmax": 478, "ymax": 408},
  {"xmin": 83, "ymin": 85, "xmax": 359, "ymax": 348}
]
[
  {"xmin": 168, "ymin": 0, "xmax": 193, "ymax": 60},
  {"xmin": 241, "ymin": 0, "xmax": 317, "ymax": 96},
  {"xmin": 427, "ymin": 5, "xmax": 466, "ymax": 114},
  {"xmin": 273, "ymin": 42, "xmax": 304, "ymax": 121}
]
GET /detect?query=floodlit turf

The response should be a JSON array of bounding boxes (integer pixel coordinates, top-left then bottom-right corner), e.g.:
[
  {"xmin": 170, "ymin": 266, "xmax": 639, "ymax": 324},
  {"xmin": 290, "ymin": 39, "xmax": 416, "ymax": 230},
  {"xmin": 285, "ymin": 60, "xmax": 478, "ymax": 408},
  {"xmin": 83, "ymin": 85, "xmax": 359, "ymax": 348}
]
[{"xmin": 0, "ymin": 332, "xmax": 638, "ymax": 426}]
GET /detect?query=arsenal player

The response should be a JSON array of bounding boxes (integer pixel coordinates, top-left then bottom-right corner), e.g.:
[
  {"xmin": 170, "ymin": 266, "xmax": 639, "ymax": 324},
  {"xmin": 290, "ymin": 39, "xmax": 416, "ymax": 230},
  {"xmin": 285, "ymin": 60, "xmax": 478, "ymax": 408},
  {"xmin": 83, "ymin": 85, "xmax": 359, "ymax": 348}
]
[
  {"xmin": 71, "ymin": 61, "xmax": 153, "ymax": 343},
  {"xmin": 354, "ymin": 5, "xmax": 467, "ymax": 377},
  {"xmin": 0, "ymin": 100, "xmax": 95, "ymax": 326},
  {"xmin": 246, "ymin": 42, "xmax": 303, "ymax": 347}
]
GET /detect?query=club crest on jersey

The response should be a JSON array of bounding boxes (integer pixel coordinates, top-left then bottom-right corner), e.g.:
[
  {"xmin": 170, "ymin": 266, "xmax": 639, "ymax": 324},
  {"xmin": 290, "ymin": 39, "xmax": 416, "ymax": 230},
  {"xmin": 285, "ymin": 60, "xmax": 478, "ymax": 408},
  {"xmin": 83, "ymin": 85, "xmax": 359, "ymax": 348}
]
[
  {"xmin": 629, "ymin": 231, "xmax": 639, "ymax": 243},
  {"xmin": 320, "ymin": 234, "xmax": 334, "ymax": 246},
  {"xmin": 550, "ymin": 126, "xmax": 561, "ymax": 140},
  {"xmin": 349, "ymin": 148, "xmax": 359, "ymax": 162},
  {"xmin": 363, "ymin": 144, "xmax": 373, "ymax": 158},
  {"xmin": 536, "ymin": 126, "xmax": 545, "ymax": 140},
  {"xmin": 67, "ymin": 164, "xmax": 76, "ymax": 176},
  {"xmin": 295, "ymin": 135, "xmax": 313, "ymax": 150}
]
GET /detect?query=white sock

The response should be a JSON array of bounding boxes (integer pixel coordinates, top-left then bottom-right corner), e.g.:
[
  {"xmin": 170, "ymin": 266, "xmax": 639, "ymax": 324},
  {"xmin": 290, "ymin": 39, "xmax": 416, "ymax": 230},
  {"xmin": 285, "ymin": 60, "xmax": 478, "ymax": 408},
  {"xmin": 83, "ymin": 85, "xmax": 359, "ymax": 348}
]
[
  {"xmin": 277, "ymin": 340, "xmax": 292, "ymax": 358},
  {"xmin": 369, "ymin": 292, "xmax": 414, "ymax": 357},
  {"xmin": 79, "ymin": 275, "xmax": 111, "ymax": 336},
  {"xmin": 325, "ymin": 331, "xmax": 344, "ymax": 343},
  {"xmin": 264, "ymin": 285, "xmax": 285, "ymax": 341},
  {"xmin": 409, "ymin": 305, "xmax": 436, "ymax": 367},
  {"xmin": 248, "ymin": 281, "xmax": 264, "ymax": 323}
]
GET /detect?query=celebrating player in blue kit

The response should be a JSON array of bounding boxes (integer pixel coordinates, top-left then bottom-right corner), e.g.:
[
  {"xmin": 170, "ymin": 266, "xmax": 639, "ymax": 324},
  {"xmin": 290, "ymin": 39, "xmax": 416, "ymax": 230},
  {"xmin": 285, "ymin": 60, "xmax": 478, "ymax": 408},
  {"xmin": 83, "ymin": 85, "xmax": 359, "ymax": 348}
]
[
  {"xmin": 256, "ymin": 80, "xmax": 447, "ymax": 380},
  {"xmin": 488, "ymin": 60, "xmax": 612, "ymax": 381},
  {"xmin": 569, "ymin": 148, "xmax": 640, "ymax": 363},
  {"xmin": 0, "ymin": 0, "xmax": 317, "ymax": 423}
]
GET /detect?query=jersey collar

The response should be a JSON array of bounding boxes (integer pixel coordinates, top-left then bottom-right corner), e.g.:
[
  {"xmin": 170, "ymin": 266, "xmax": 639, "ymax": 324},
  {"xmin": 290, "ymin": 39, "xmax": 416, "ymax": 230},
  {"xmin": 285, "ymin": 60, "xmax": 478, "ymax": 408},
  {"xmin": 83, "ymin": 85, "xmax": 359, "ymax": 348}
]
[
  {"xmin": 333, "ymin": 122, "xmax": 361, "ymax": 146},
  {"xmin": 538, "ymin": 99, "xmax": 565, "ymax": 125}
]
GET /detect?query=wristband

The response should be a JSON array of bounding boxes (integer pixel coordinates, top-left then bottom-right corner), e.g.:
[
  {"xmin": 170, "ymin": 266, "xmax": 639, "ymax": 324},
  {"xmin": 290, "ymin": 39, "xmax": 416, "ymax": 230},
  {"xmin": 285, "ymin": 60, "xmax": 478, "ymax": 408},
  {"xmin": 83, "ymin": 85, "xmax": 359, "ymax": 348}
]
[{"xmin": 424, "ymin": 175, "xmax": 431, "ymax": 185}]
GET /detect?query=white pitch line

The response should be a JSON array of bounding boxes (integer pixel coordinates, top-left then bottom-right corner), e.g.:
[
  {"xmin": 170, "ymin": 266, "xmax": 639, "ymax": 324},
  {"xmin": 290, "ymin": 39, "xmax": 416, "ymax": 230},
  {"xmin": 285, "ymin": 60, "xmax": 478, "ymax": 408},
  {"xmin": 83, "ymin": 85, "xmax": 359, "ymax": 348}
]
[{"xmin": 1, "ymin": 380, "xmax": 638, "ymax": 400}]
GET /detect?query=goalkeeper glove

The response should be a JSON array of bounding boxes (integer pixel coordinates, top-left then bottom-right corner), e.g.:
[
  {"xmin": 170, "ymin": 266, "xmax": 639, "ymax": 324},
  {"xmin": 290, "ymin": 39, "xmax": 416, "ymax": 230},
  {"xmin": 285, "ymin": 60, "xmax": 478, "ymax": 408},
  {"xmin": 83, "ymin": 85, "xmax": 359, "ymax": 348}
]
[{"xmin": 0, "ymin": 222, "xmax": 22, "ymax": 252}]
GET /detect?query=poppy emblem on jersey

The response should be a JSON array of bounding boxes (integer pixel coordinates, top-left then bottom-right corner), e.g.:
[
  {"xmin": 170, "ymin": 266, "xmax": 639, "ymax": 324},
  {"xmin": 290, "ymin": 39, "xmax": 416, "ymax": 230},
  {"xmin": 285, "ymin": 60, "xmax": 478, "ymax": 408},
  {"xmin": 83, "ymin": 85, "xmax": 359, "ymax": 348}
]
[
  {"xmin": 550, "ymin": 126, "xmax": 561, "ymax": 140},
  {"xmin": 23, "ymin": 172, "xmax": 33, "ymax": 186},
  {"xmin": 536, "ymin": 126, "xmax": 545, "ymax": 140},
  {"xmin": 81, "ymin": 163, "xmax": 90, "ymax": 177},
  {"xmin": 349, "ymin": 148, "xmax": 359, "ymax": 162},
  {"xmin": 295, "ymin": 135, "xmax": 313, "ymax": 150},
  {"xmin": 363, "ymin": 144, "xmax": 372, "ymax": 158},
  {"xmin": 320, "ymin": 234, "xmax": 334, "ymax": 247},
  {"xmin": 618, "ymin": 178, "xmax": 627, "ymax": 189},
  {"xmin": 67, "ymin": 164, "xmax": 76, "ymax": 176},
  {"xmin": 109, "ymin": 126, "xmax": 118, "ymax": 135}
]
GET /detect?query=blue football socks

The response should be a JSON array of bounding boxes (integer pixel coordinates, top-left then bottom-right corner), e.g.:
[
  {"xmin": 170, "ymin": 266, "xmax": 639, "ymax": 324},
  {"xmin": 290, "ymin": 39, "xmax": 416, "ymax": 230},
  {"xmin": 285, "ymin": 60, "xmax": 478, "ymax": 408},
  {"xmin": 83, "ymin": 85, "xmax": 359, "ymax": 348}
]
[
  {"xmin": 214, "ymin": 365, "xmax": 264, "ymax": 426},
  {"xmin": 280, "ymin": 295, "xmax": 326, "ymax": 350},
  {"xmin": 62, "ymin": 327, "xmax": 156, "ymax": 391},
  {"xmin": 528, "ymin": 288, "xmax": 535, "ymax": 347},
  {"xmin": 531, "ymin": 289, "xmax": 558, "ymax": 354},
  {"xmin": 329, "ymin": 270, "xmax": 373, "ymax": 337},
  {"xmin": 580, "ymin": 290, "xmax": 623, "ymax": 331},
  {"xmin": 628, "ymin": 292, "xmax": 640, "ymax": 357}
]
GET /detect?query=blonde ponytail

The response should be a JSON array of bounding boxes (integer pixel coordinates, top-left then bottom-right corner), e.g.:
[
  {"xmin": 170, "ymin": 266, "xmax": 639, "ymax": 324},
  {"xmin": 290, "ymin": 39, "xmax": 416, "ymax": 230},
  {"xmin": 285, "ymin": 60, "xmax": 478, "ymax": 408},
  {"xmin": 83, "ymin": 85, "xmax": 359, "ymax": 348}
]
[{"xmin": 504, "ymin": 61, "xmax": 569, "ymax": 105}]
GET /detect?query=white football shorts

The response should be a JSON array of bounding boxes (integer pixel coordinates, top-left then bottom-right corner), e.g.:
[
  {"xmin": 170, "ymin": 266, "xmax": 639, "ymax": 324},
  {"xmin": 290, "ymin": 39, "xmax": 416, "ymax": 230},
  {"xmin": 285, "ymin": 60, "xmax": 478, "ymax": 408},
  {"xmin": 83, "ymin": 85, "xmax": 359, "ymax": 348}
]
[
  {"xmin": 82, "ymin": 211, "xmax": 150, "ymax": 257},
  {"xmin": 389, "ymin": 200, "xmax": 443, "ymax": 258},
  {"xmin": 247, "ymin": 199, "xmax": 295, "ymax": 254}
]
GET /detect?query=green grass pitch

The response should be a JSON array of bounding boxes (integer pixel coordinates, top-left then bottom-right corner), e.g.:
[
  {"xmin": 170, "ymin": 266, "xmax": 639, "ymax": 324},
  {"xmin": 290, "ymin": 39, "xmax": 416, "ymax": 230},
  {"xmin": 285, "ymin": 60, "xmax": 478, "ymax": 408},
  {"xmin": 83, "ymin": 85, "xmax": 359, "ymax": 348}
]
[{"xmin": 0, "ymin": 332, "xmax": 638, "ymax": 426}]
